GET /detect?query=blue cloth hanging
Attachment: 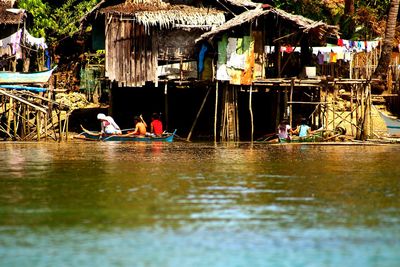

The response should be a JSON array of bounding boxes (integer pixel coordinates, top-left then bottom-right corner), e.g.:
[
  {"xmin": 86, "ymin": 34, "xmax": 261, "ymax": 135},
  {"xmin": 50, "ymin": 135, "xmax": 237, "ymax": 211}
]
[
  {"xmin": 45, "ymin": 49, "xmax": 51, "ymax": 70},
  {"xmin": 198, "ymin": 44, "xmax": 208, "ymax": 74}
]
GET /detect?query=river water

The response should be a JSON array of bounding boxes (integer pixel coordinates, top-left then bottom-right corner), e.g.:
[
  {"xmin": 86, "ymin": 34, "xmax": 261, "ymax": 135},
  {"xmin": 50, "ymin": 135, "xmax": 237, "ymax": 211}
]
[{"xmin": 0, "ymin": 141, "xmax": 399, "ymax": 267}]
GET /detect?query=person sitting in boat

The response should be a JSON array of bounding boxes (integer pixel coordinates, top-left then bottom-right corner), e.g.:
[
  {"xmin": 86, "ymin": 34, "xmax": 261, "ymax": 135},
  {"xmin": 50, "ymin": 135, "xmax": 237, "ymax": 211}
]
[
  {"xmin": 277, "ymin": 119, "xmax": 292, "ymax": 141},
  {"xmin": 150, "ymin": 113, "xmax": 163, "ymax": 136},
  {"xmin": 97, "ymin": 113, "xmax": 122, "ymax": 135},
  {"xmin": 129, "ymin": 115, "xmax": 147, "ymax": 136},
  {"xmin": 292, "ymin": 118, "xmax": 313, "ymax": 138}
]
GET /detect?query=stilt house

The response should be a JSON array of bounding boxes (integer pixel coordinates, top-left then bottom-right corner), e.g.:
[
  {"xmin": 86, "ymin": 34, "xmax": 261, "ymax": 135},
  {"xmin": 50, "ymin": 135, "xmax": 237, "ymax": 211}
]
[
  {"xmin": 0, "ymin": 0, "xmax": 24, "ymax": 37},
  {"xmin": 81, "ymin": 0, "xmax": 230, "ymax": 87}
]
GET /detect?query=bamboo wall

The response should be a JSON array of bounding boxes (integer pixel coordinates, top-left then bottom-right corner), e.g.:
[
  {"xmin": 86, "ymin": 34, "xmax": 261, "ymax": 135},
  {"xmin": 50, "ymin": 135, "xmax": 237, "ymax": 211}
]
[{"xmin": 105, "ymin": 15, "xmax": 158, "ymax": 87}]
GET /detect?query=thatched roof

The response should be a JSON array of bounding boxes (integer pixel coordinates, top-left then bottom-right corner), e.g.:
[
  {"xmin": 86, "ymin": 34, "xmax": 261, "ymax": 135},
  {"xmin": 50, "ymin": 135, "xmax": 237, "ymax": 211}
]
[
  {"xmin": 100, "ymin": 3, "xmax": 225, "ymax": 29},
  {"xmin": 0, "ymin": 1, "xmax": 24, "ymax": 25},
  {"xmin": 223, "ymin": 0, "xmax": 260, "ymax": 8},
  {"xmin": 196, "ymin": 6, "xmax": 340, "ymax": 42}
]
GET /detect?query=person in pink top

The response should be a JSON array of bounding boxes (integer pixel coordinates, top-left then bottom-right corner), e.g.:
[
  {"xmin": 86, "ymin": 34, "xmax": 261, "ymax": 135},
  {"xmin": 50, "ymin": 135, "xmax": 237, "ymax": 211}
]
[{"xmin": 150, "ymin": 113, "xmax": 163, "ymax": 136}]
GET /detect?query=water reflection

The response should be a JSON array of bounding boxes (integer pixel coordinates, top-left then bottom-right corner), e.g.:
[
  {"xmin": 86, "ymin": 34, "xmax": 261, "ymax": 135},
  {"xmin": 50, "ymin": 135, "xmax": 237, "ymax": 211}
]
[{"xmin": 0, "ymin": 142, "xmax": 399, "ymax": 266}]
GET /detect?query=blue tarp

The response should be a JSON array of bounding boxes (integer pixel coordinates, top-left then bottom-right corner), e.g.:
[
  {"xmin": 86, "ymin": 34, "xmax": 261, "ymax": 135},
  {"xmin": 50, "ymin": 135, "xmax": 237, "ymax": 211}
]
[{"xmin": 0, "ymin": 85, "xmax": 47, "ymax": 92}]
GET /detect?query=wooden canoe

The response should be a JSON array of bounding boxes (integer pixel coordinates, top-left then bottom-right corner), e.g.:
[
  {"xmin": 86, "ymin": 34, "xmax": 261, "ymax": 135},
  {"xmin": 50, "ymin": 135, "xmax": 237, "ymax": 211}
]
[
  {"xmin": 75, "ymin": 126, "xmax": 176, "ymax": 142},
  {"xmin": 376, "ymin": 109, "xmax": 400, "ymax": 136},
  {"xmin": 0, "ymin": 66, "xmax": 57, "ymax": 84}
]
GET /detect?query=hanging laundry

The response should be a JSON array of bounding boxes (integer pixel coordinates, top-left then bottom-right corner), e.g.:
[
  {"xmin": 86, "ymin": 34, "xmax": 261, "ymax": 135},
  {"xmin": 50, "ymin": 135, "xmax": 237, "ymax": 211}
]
[
  {"xmin": 226, "ymin": 37, "xmax": 237, "ymax": 64},
  {"xmin": 323, "ymin": 52, "xmax": 330, "ymax": 63},
  {"xmin": 336, "ymin": 51, "xmax": 345, "ymax": 60},
  {"xmin": 317, "ymin": 51, "xmax": 324, "ymax": 65},
  {"xmin": 216, "ymin": 63, "xmax": 230, "ymax": 81},
  {"xmin": 217, "ymin": 35, "xmax": 230, "ymax": 81},
  {"xmin": 198, "ymin": 43, "xmax": 208, "ymax": 74},
  {"xmin": 24, "ymin": 29, "xmax": 48, "ymax": 49},
  {"xmin": 218, "ymin": 35, "xmax": 228, "ymax": 65},
  {"xmin": 330, "ymin": 51, "xmax": 337, "ymax": 63},
  {"xmin": 0, "ymin": 29, "xmax": 22, "ymax": 54}
]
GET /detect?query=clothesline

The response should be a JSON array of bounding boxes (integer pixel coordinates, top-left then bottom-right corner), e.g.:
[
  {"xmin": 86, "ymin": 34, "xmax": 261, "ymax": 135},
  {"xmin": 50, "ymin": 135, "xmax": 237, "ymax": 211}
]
[
  {"xmin": 265, "ymin": 38, "xmax": 381, "ymax": 55},
  {"xmin": 0, "ymin": 28, "xmax": 48, "ymax": 59}
]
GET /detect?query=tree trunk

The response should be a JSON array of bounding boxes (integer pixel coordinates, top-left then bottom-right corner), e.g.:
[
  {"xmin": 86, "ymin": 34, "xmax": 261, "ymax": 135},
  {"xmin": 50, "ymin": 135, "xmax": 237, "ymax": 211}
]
[
  {"xmin": 374, "ymin": 0, "xmax": 400, "ymax": 78},
  {"xmin": 345, "ymin": 0, "xmax": 355, "ymax": 15}
]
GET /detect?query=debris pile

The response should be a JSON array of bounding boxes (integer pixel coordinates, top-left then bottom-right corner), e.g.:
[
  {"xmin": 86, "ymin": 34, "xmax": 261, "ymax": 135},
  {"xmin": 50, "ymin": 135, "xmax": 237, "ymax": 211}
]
[{"xmin": 55, "ymin": 92, "xmax": 90, "ymax": 110}]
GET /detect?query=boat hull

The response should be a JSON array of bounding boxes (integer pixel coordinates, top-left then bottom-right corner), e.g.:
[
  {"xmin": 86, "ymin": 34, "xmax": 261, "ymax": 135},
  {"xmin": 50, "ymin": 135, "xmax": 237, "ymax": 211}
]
[
  {"xmin": 76, "ymin": 130, "xmax": 176, "ymax": 142},
  {"xmin": 377, "ymin": 110, "xmax": 400, "ymax": 135},
  {"xmin": 0, "ymin": 67, "xmax": 56, "ymax": 84}
]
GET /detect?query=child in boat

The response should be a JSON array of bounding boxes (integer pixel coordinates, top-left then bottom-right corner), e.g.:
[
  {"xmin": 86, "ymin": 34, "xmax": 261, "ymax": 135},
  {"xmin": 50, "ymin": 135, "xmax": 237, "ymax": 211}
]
[
  {"xmin": 97, "ymin": 113, "xmax": 122, "ymax": 135},
  {"xmin": 150, "ymin": 113, "xmax": 163, "ymax": 136},
  {"xmin": 292, "ymin": 118, "xmax": 313, "ymax": 138},
  {"xmin": 129, "ymin": 115, "xmax": 147, "ymax": 136},
  {"xmin": 277, "ymin": 119, "xmax": 292, "ymax": 141}
]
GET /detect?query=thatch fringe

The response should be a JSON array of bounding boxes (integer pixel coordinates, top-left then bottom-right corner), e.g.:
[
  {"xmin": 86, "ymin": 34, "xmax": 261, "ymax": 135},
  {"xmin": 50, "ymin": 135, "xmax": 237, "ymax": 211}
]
[
  {"xmin": 196, "ymin": 6, "xmax": 339, "ymax": 42},
  {"xmin": 223, "ymin": 0, "xmax": 259, "ymax": 8},
  {"xmin": 102, "ymin": 4, "xmax": 225, "ymax": 29},
  {"xmin": 0, "ymin": 1, "xmax": 24, "ymax": 25}
]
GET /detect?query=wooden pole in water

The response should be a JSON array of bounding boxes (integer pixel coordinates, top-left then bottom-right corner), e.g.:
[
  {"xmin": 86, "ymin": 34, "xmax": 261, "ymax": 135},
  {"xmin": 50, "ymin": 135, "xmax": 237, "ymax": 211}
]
[
  {"xmin": 290, "ymin": 78, "xmax": 294, "ymax": 127},
  {"xmin": 58, "ymin": 111, "xmax": 62, "ymax": 142},
  {"xmin": 37, "ymin": 111, "xmax": 41, "ymax": 141},
  {"xmin": 65, "ymin": 112, "xmax": 69, "ymax": 141},
  {"xmin": 221, "ymin": 85, "xmax": 227, "ymax": 141},
  {"xmin": 44, "ymin": 113, "xmax": 48, "ymax": 141},
  {"xmin": 324, "ymin": 86, "xmax": 328, "ymax": 131},
  {"xmin": 356, "ymin": 85, "xmax": 360, "ymax": 139},
  {"xmin": 333, "ymin": 82, "xmax": 337, "ymax": 131},
  {"xmin": 186, "ymin": 86, "xmax": 211, "ymax": 141},
  {"xmin": 7, "ymin": 97, "xmax": 12, "ymax": 136},
  {"xmin": 368, "ymin": 84, "xmax": 373, "ymax": 137},
  {"xmin": 214, "ymin": 81, "xmax": 218, "ymax": 142},
  {"xmin": 235, "ymin": 86, "xmax": 239, "ymax": 141},
  {"xmin": 164, "ymin": 82, "xmax": 169, "ymax": 131},
  {"xmin": 275, "ymin": 89, "xmax": 281, "ymax": 128},
  {"xmin": 13, "ymin": 102, "xmax": 18, "ymax": 138},
  {"xmin": 249, "ymin": 85, "xmax": 254, "ymax": 142},
  {"xmin": 350, "ymin": 85, "xmax": 354, "ymax": 136}
]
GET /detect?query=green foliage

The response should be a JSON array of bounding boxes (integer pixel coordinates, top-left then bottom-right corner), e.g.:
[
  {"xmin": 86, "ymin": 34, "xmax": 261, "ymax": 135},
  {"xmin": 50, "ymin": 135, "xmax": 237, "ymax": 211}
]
[
  {"xmin": 18, "ymin": 0, "xmax": 99, "ymax": 44},
  {"xmin": 355, "ymin": 0, "xmax": 391, "ymax": 20},
  {"xmin": 18, "ymin": 0, "xmax": 55, "ymax": 38},
  {"xmin": 272, "ymin": 0, "xmax": 392, "ymax": 40},
  {"xmin": 84, "ymin": 50, "xmax": 105, "ymax": 65}
]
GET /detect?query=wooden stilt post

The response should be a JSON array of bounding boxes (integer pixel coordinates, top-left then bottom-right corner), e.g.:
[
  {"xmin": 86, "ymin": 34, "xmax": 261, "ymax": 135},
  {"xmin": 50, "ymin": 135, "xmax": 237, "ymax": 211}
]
[
  {"xmin": 361, "ymin": 84, "xmax": 365, "ymax": 139},
  {"xmin": 37, "ymin": 111, "xmax": 41, "ymax": 141},
  {"xmin": 58, "ymin": 111, "xmax": 62, "ymax": 142},
  {"xmin": 7, "ymin": 97, "xmax": 12, "ymax": 136},
  {"xmin": 249, "ymin": 84, "xmax": 254, "ymax": 142},
  {"xmin": 333, "ymin": 82, "xmax": 337, "ymax": 131},
  {"xmin": 164, "ymin": 82, "xmax": 169, "ymax": 131},
  {"xmin": 214, "ymin": 81, "xmax": 218, "ymax": 142},
  {"xmin": 221, "ymin": 84, "xmax": 227, "ymax": 141},
  {"xmin": 324, "ymin": 86, "xmax": 329, "ymax": 131},
  {"xmin": 290, "ymin": 78, "xmax": 294, "ymax": 127},
  {"xmin": 368, "ymin": 84, "xmax": 372, "ymax": 137},
  {"xmin": 356, "ymin": 85, "xmax": 360, "ymax": 139},
  {"xmin": 276, "ymin": 89, "xmax": 281, "ymax": 128},
  {"xmin": 44, "ymin": 113, "xmax": 48, "ymax": 141},
  {"xmin": 13, "ymin": 103, "xmax": 18, "ymax": 137},
  {"xmin": 65, "ymin": 112, "xmax": 69, "ymax": 141},
  {"xmin": 235, "ymin": 86, "xmax": 239, "ymax": 141},
  {"xmin": 350, "ymin": 85, "xmax": 354, "ymax": 136},
  {"xmin": 186, "ymin": 86, "xmax": 212, "ymax": 141}
]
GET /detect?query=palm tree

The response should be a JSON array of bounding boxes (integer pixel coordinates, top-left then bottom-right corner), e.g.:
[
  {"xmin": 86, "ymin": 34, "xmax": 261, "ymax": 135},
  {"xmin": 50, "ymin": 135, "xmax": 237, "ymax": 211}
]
[{"xmin": 374, "ymin": 0, "xmax": 400, "ymax": 79}]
